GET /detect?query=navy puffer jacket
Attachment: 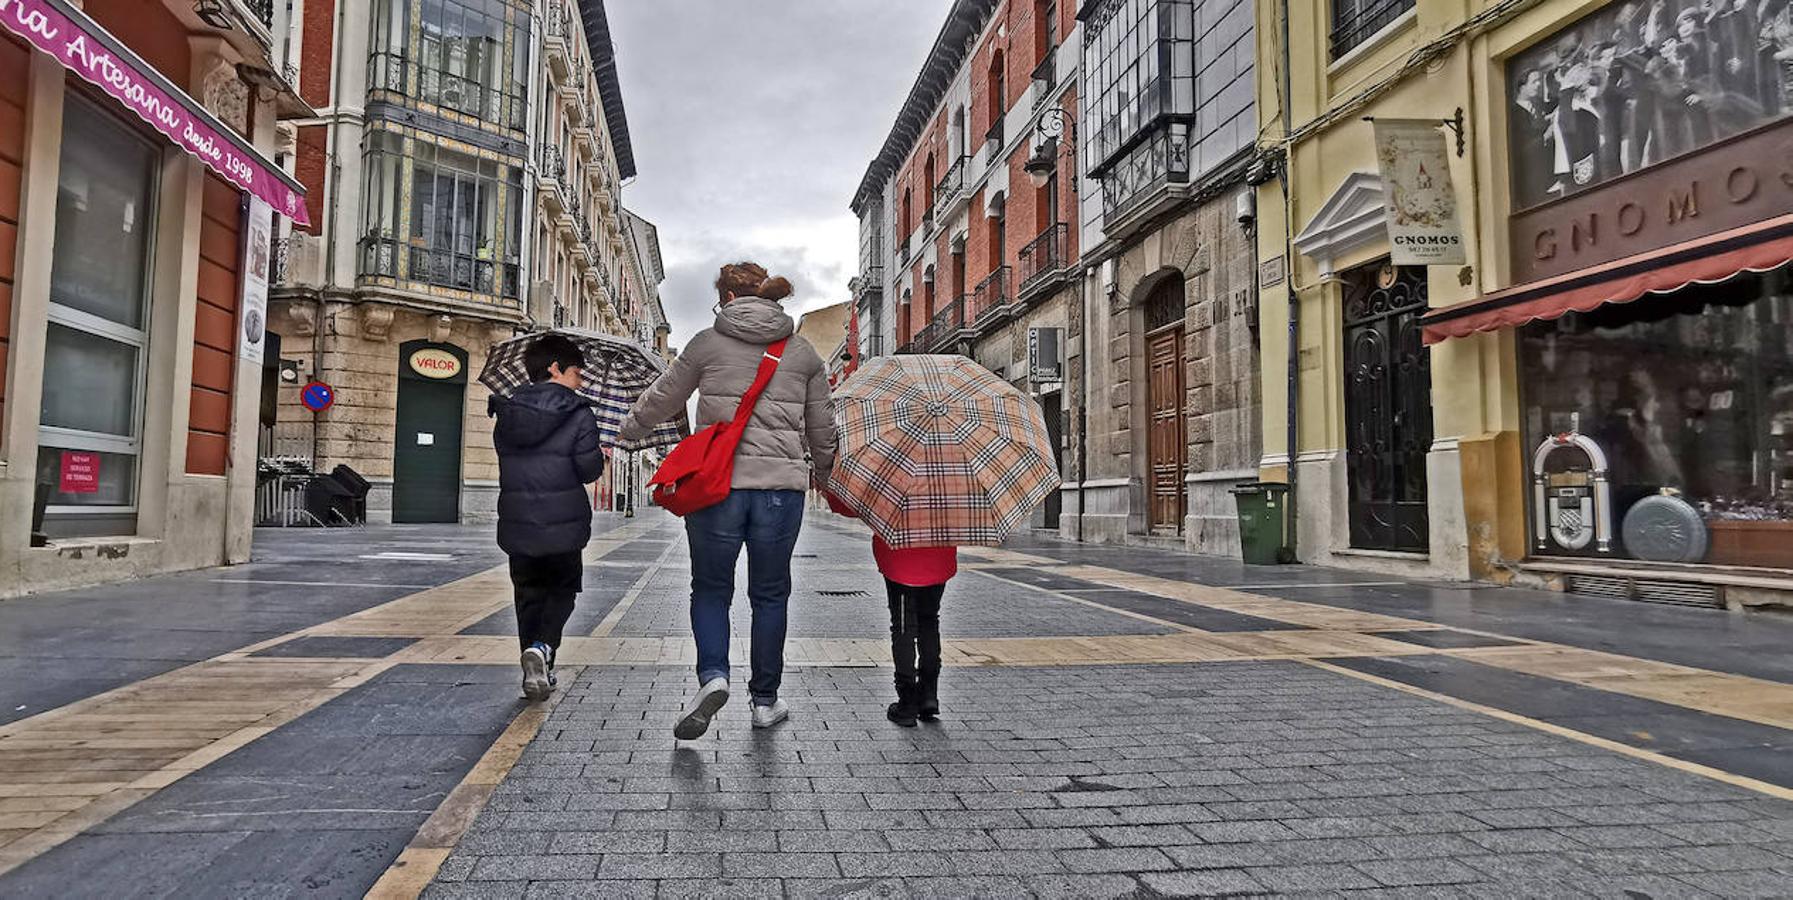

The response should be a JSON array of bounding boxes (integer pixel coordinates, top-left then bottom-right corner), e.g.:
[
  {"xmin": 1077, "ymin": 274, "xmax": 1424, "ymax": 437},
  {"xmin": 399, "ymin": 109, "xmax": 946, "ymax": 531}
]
[{"xmin": 490, "ymin": 383, "xmax": 606, "ymax": 557}]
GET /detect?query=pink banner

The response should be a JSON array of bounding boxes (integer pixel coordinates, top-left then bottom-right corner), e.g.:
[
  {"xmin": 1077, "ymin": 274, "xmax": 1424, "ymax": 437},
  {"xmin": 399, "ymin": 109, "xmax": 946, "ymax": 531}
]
[{"xmin": 0, "ymin": 0, "xmax": 311, "ymax": 225}]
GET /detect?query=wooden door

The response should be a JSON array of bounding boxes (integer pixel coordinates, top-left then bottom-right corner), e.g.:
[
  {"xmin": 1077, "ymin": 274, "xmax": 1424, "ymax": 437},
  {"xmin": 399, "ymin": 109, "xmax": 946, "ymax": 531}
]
[{"xmin": 1147, "ymin": 326, "xmax": 1187, "ymax": 533}]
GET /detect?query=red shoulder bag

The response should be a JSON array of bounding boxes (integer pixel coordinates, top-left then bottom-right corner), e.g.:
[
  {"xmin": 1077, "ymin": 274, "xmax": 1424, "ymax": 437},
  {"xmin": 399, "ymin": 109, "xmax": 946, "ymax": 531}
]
[{"xmin": 647, "ymin": 339, "xmax": 789, "ymax": 517}]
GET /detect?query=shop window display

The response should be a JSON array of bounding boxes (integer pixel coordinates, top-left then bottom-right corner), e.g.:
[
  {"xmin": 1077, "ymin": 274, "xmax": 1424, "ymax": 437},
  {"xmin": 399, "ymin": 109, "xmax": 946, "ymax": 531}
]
[{"xmin": 1521, "ymin": 270, "xmax": 1793, "ymax": 568}]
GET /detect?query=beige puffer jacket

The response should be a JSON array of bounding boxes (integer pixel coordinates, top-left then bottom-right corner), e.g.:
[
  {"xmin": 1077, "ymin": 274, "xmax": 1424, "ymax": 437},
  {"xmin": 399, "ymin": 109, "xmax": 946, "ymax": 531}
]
[{"xmin": 618, "ymin": 296, "xmax": 835, "ymax": 492}]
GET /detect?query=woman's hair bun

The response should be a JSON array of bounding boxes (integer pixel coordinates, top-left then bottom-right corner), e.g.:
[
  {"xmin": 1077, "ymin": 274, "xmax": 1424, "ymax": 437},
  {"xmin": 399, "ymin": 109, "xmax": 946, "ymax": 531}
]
[{"xmin": 757, "ymin": 276, "xmax": 794, "ymax": 301}]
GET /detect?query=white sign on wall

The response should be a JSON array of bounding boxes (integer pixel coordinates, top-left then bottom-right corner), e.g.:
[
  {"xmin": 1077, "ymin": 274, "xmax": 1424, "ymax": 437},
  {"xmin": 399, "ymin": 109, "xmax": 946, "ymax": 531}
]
[
  {"xmin": 1372, "ymin": 119, "xmax": 1466, "ymax": 266},
  {"xmin": 238, "ymin": 197, "xmax": 274, "ymax": 365}
]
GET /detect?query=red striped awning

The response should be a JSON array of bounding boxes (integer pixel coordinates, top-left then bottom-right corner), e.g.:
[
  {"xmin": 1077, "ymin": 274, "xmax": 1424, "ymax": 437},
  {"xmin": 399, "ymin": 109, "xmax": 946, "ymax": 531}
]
[{"xmin": 1421, "ymin": 214, "xmax": 1793, "ymax": 344}]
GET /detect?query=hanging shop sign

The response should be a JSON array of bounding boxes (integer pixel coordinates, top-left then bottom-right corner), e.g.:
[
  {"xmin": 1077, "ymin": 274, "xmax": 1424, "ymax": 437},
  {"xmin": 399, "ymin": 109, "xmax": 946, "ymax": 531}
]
[
  {"xmin": 408, "ymin": 347, "xmax": 464, "ymax": 380},
  {"xmin": 1372, "ymin": 119, "xmax": 1466, "ymax": 266},
  {"xmin": 0, "ymin": 0, "xmax": 311, "ymax": 224},
  {"xmin": 238, "ymin": 198, "xmax": 273, "ymax": 365}
]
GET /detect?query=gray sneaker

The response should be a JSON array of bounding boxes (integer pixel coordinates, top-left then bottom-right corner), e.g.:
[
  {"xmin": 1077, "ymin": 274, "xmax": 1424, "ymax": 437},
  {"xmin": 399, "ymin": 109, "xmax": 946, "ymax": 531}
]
[
  {"xmin": 520, "ymin": 644, "xmax": 551, "ymax": 702},
  {"xmin": 751, "ymin": 699, "xmax": 790, "ymax": 729},
  {"xmin": 674, "ymin": 677, "xmax": 730, "ymax": 740}
]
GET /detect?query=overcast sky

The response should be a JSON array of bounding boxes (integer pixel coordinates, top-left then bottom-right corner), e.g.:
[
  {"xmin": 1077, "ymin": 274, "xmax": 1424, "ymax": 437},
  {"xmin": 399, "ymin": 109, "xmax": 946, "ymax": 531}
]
[{"xmin": 606, "ymin": 1, "xmax": 955, "ymax": 350}]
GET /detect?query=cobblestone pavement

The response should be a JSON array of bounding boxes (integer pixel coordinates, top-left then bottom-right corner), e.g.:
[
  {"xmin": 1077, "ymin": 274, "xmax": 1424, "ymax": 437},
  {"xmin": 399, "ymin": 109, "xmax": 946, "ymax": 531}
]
[{"xmin": 3, "ymin": 511, "xmax": 1793, "ymax": 897}]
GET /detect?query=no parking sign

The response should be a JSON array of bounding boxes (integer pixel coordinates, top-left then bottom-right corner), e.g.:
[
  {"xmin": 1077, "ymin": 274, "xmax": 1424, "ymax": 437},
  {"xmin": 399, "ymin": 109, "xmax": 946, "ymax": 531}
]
[{"xmin": 300, "ymin": 380, "xmax": 335, "ymax": 412}]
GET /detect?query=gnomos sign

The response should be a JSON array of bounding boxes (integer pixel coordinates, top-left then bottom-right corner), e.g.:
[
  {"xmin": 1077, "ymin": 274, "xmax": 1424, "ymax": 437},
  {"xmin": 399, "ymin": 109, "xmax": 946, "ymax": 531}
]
[{"xmin": 409, "ymin": 348, "xmax": 462, "ymax": 379}]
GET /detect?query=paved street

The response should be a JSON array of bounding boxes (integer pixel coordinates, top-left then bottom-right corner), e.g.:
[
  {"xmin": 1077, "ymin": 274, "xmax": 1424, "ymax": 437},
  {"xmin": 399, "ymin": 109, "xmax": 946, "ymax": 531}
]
[{"xmin": 3, "ymin": 511, "xmax": 1793, "ymax": 897}]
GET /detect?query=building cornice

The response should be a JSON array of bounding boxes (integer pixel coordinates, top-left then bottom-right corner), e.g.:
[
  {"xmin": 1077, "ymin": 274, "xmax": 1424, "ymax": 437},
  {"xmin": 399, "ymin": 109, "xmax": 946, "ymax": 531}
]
[
  {"xmin": 850, "ymin": 0, "xmax": 1000, "ymax": 215},
  {"xmin": 580, "ymin": 0, "xmax": 636, "ymax": 180}
]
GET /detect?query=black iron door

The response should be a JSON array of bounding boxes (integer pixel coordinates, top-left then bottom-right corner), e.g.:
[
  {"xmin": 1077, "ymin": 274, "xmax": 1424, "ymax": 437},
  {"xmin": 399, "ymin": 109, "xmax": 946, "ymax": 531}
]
[{"xmin": 1343, "ymin": 264, "xmax": 1432, "ymax": 552}]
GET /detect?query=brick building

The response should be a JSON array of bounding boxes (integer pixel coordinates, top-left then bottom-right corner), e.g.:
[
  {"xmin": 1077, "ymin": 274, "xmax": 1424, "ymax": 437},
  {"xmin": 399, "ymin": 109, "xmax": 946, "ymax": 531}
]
[{"xmin": 852, "ymin": 0, "xmax": 1082, "ymax": 531}]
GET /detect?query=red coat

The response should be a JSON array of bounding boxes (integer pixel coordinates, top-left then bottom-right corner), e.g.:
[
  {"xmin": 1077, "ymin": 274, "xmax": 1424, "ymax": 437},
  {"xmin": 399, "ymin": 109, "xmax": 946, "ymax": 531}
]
[
  {"xmin": 873, "ymin": 537, "xmax": 958, "ymax": 588},
  {"xmin": 825, "ymin": 490, "xmax": 958, "ymax": 587}
]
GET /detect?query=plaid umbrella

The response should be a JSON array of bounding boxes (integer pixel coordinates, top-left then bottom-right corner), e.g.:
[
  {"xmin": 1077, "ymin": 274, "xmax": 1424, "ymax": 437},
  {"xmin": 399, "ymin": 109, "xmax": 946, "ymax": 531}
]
[
  {"xmin": 827, "ymin": 354, "xmax": 1060, "ymax": 548},
  {"xmin": 479, "ymin": 328, "xmax": 687, "ymax": 450}
]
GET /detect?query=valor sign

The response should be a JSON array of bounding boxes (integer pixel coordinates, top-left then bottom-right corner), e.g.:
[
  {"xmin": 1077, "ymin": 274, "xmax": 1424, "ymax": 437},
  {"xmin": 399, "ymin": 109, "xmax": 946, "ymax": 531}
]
[
  {"xmin": 408, "ymin": 347, "xmax": 463, "ymax": 379},
  {"xmin": 1372, "ymin": 119, "xmax": 1466, "ymax": 266}
]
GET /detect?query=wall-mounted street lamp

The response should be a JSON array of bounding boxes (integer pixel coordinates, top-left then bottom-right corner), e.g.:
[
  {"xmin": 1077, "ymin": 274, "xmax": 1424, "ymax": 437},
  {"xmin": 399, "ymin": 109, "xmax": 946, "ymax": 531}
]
[{"xmin": 1024, "ymin": 108, "xmax": 1075, "ymax": 190}]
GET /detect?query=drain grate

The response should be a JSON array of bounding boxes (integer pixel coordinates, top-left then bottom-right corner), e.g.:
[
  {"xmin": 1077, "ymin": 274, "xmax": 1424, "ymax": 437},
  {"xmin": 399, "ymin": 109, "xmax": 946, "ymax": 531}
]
[
  {"xmin": 816, "ymin": 589, "xmax": 868, "ymax": 598},
  {"xmin": 1564, "ymin": 574, "xmax": 1722, "ymax": 608}
]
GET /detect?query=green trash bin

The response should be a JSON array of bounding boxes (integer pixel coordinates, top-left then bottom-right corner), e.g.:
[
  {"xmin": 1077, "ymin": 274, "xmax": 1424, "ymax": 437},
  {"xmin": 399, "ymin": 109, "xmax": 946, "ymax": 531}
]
[{"xmin": 1230, "ymin": 482, "xmax": 1290, "ymax": 565}]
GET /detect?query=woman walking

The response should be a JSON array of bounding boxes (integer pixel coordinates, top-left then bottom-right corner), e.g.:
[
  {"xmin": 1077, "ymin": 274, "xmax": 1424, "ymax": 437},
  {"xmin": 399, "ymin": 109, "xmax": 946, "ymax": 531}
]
[{"xmin": 618, "ymin": 263, "xmax": 836, "ymax": 738}]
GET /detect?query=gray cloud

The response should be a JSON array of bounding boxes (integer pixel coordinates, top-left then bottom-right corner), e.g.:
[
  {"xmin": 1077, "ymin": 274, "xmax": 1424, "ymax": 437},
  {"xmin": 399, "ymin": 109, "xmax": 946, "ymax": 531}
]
[{"xmin": 606, "ymin": 0, "xmax": 953, "ymax": 348}]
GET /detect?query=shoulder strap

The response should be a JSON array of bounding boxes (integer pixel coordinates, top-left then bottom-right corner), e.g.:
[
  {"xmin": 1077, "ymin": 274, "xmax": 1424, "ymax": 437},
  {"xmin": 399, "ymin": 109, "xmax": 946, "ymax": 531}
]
[{"xmin": 727, "ymin": 338, "xmax": 790, "ymax": 428}]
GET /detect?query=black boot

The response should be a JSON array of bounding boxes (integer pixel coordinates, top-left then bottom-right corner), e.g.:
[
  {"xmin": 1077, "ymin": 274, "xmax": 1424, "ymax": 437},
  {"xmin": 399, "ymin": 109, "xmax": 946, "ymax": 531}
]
[
  {"xmin": 886, "ymin": 677, "xmax": 919, "ymax": 728},
  {"xmin": 917, "ymin": 670, "xmax": 940, "ymax": 721}
]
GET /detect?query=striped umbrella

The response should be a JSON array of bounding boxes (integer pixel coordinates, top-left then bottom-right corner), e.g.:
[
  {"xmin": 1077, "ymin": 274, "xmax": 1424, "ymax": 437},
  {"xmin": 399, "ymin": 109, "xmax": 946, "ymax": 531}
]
[
  {"xmin": 479, "ymin": 328, "xmax": 687, "ymax": 450},
  {"xmin": 827, "ymin": 354, "xmax": 1060, "ymax": 548}
]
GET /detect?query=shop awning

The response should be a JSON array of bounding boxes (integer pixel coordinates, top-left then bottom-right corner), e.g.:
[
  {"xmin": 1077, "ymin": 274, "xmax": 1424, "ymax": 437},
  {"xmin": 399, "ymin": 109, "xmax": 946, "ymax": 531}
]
[
  {"xmin": 1420, "ymin": 214, "xmax": 1793, "ymax": 344},
  {"xmin": 1, "ymin": 0, "xmax": 310, "ymax": 225}
]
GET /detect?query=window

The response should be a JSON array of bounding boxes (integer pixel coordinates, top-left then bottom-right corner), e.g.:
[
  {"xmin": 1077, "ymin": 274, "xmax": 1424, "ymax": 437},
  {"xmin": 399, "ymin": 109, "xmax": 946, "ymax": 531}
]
[
  {"xmin": 1330, "ymin": 0, "xmax": 1414, "ymax": 60},
  {"xmin": 368, "ymin": 0, "xmax": 531, "ymax": 134},
  {"xmin": 1081, "ymin": 0, "xmax": 1251, "ymax": 216},
  {"xmin": 988, "ymin": 50, "xmax": 1007, "ymax": 134},
  {"xmin": 35, "ymin": 98, "xmax": 160, "ymax": 537},
  {"xmin": 360, "ymin": 129, "xmax": 524, "ymax": 300},
  {"xmin": 1037, "ymin": 0, "xmax": 1060, "ymax": 61},
  {"xmin": 1520, "ymin": 274, "xmax": 1793, "ymax": 568}
]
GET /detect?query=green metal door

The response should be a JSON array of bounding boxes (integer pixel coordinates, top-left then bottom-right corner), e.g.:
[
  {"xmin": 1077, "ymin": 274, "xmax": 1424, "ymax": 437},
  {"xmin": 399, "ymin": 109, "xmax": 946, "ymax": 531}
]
[{"xmin": 393, "ymin": 341, "xmax": 468, "ymax": 523}]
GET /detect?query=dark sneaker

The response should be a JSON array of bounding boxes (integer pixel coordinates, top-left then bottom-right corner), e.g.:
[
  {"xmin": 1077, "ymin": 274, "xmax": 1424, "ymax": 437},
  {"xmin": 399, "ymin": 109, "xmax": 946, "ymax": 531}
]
[
  {"xmin": 521, "ymin": 643, "xmax": 551, "ymax": 702},
  {"xmin": 674, "ymin": 677, "xmax": 729, "ymax": 740}
]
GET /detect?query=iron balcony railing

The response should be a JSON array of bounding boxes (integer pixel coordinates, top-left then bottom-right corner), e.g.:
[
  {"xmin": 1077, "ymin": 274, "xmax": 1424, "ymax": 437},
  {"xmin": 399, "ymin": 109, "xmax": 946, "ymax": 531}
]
[
  {"xmin": 970, "ymin": 266, "xmax": 1011, "ymax": 325},
  {"xmin": 543, "ymin": 0, "xmax": 572, "ymax": 38},
  {"xmin": 1017, "ymin": 223, "xmax": 1068, "ymax": 295},
  {"xmin": 1330, "ymin": 0, "xmax": 1414, "ymax": 60},
  {"xmin": 853, "ymin": 266, "xmax": 884, "ymax": 301},
  {"xmin": 271, "ymin": 234, "xmax": 294, "ymax": 284},
  {"xmin": 539, "ymin": 144, "xmax": 567, "ymax": 184},
  {"xmin": 242, "ymin": 0, "xmax": 274, "ymax": 30},
  {"xmin": 914, "ymin": 296, "xmax": 966, "ymax": 352},
  {"xmin": 932, "ymin": 155, "xmax": 968, "ymax": 222}
]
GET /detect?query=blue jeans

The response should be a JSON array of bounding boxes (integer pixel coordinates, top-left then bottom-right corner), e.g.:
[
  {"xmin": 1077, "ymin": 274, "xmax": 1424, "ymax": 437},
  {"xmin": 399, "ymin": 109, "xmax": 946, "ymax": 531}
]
[{"xmin": 684, "ymin": 489, "xmax": 805, "ymax": 705}]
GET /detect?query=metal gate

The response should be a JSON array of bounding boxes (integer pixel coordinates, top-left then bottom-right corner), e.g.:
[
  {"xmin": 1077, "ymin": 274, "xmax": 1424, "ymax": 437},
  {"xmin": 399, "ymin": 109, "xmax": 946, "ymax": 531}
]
[{"xmin": 1343, "ymin": 264, "xmax": 1432, "ymax": 552}]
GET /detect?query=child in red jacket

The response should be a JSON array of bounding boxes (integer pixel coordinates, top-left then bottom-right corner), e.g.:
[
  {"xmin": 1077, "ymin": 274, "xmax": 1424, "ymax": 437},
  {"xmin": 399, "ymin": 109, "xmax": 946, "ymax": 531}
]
[{"xmin": 826, "ymin": 491, "xmax": 958, "ymax": 727}]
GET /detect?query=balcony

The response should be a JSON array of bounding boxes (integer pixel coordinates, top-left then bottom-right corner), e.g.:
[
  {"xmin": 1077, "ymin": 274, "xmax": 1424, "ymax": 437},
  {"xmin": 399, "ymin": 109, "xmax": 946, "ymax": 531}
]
[
  {"xmin": 543, "ymin": 0, "xmax": 574, "ymax": 80},
  {"xmin": 1031, "ymin": 52, "xmax": 1057, "ymax": 109},
  {"xmin": 932, "ymin": 155, "xmax": 969, "ymax": 224},
  {"xmin": 1017, "ymin": 223, "xmax": 1069, "ymax": 298},
  {"xmin": 969, "ymin": 266, "xmax": 1011, "ymax": 327},
  {"xmin": 538, "ymin": 145, "xmax": 569, "ymax": 214},
  {"xmin": 985, "ymin": 119, "xmax": 1005, "ymax": 164},
  {"xmin": 239, "ymin": 0, "xmax": 273, "ymax": 29},
  {"xmin": 853, "ymin": 266, "xmax": 884, "ymax": 304},
  {"xmin": 914, "ymin": 296, "xmax": 966, "ymax": 352},
  {"xmin": 897, "ymin": 237, "xmax": 912, "ymax": 267}
]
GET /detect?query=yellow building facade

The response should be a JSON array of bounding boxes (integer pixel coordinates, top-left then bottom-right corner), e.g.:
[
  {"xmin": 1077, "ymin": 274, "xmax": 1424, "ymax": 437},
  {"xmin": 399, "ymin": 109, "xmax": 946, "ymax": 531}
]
[{"xmin": 1255, "ymin": 0, "xmax": 1793, "ymax": 606}]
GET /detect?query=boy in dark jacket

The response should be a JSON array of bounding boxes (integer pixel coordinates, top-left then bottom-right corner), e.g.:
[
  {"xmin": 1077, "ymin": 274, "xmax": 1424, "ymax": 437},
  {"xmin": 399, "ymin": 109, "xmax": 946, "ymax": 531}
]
[{"xmin": 490, "ymin": 335, "xmax": 606, "ymax": 701}]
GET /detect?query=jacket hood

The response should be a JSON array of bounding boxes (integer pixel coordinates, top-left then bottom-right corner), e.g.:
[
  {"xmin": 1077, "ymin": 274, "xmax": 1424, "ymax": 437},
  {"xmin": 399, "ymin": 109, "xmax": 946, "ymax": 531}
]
[
  {"xmin": 491, "ymin": 383, "xmax": 589, "ymax": 449},
  {"xmin": 714, "ymin": 296, "xmax": 795, "ymax": 344}
]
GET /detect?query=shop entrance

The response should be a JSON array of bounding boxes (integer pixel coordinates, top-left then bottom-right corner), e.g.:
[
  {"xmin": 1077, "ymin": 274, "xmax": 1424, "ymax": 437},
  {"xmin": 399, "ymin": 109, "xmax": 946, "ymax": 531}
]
[
  {"xmin": 393, "ymin": 340, "xmax": 468, "ymax": 524},
  {"xmin": 1144, "ymin": 274, "xmax": 1187, "ymax": 534},
  {"xmin": 1343, "ymin": 263, "xmax": 1433, "ymax": 552}
]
